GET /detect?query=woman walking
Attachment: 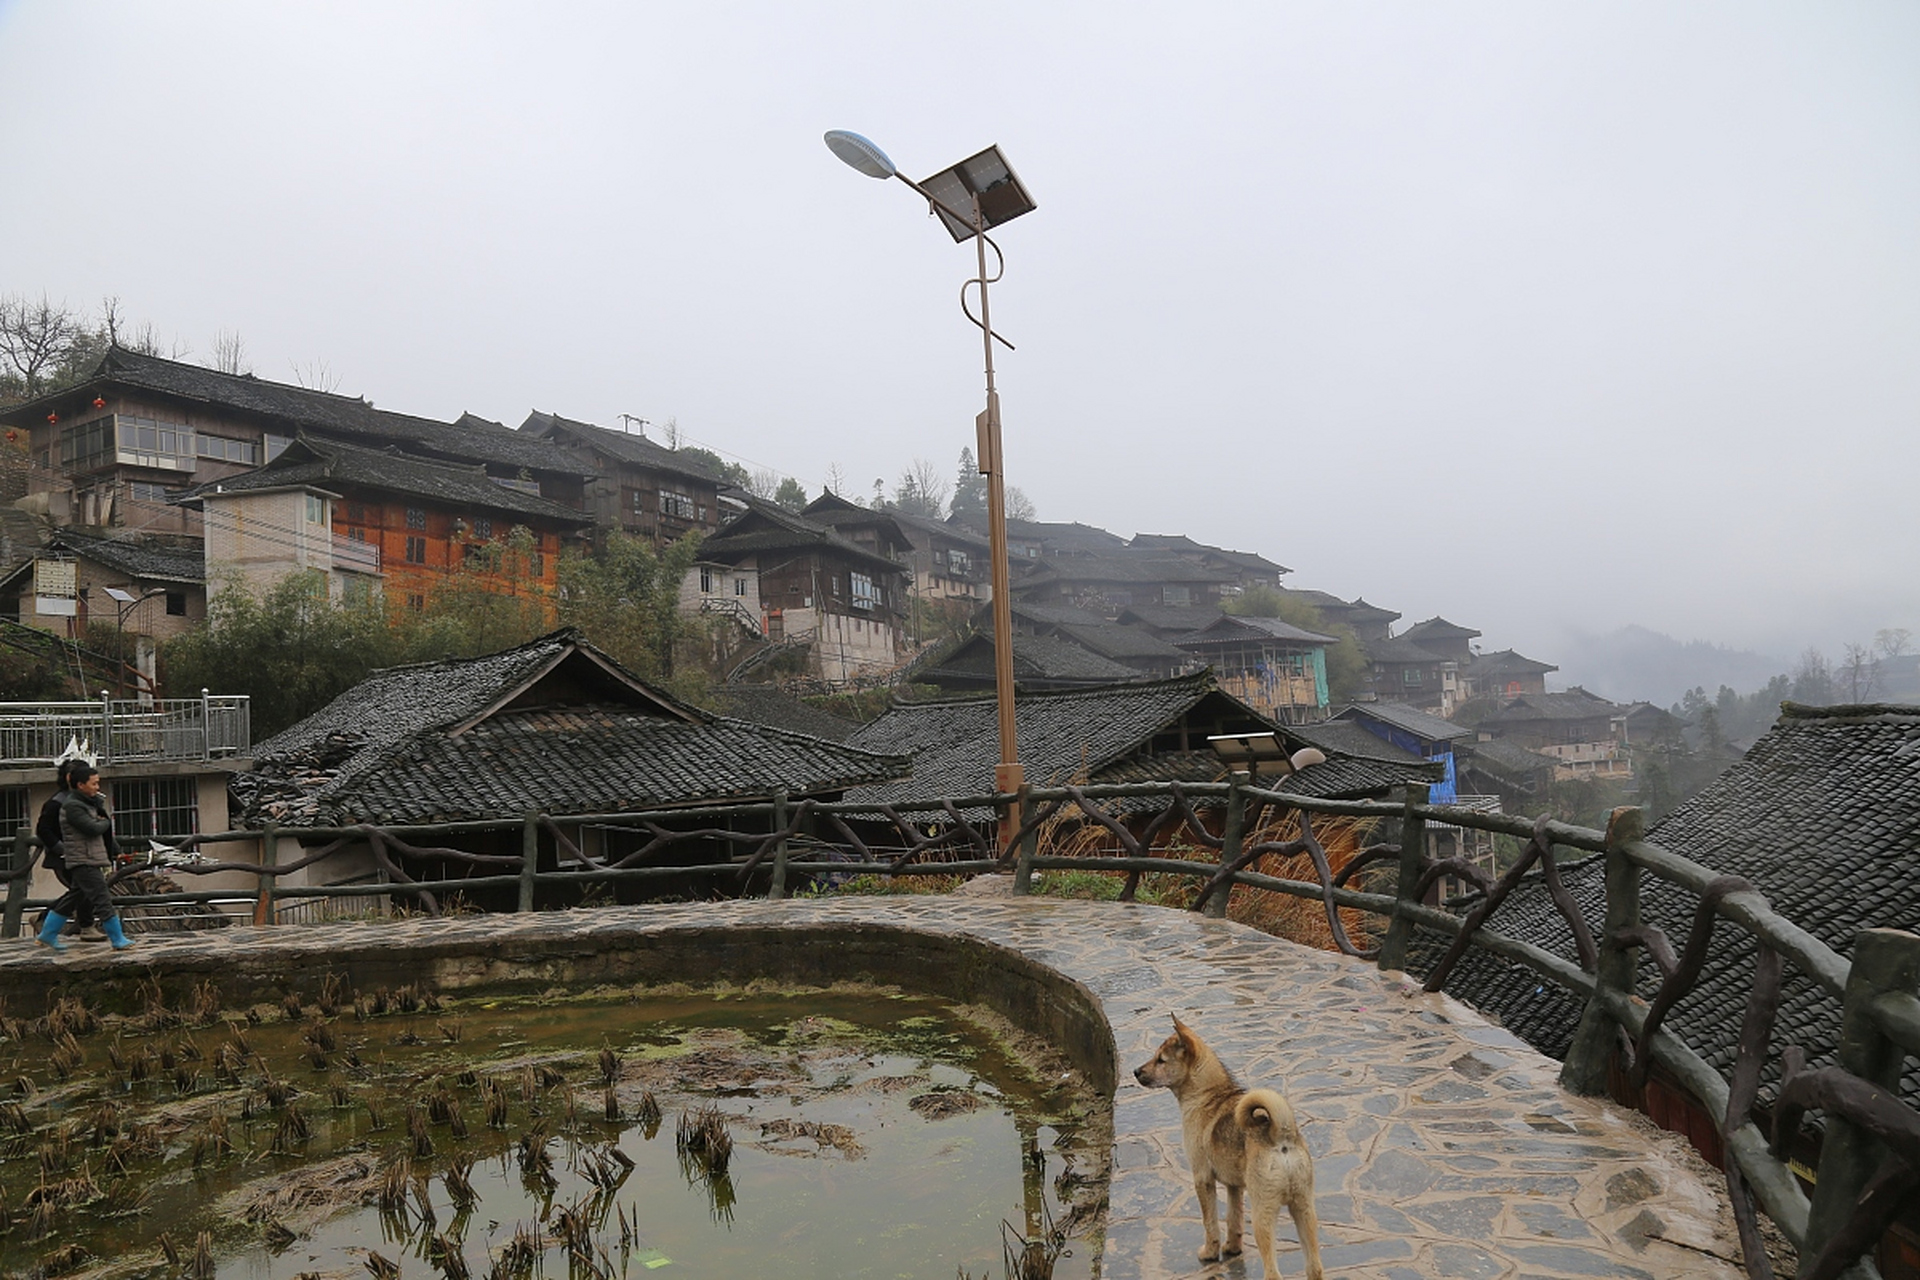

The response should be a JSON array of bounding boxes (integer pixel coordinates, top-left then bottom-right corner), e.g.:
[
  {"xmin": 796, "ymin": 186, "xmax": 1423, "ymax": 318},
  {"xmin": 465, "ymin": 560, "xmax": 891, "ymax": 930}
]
[{"xmin": 36, "ymin": 764, "xmax": 133, "ymax": 952}]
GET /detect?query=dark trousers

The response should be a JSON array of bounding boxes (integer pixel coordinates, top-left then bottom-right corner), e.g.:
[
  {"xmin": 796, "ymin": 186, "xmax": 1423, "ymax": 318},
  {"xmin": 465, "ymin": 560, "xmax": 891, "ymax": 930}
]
[
  {"xmin": 49, "ymin": 866, "xmax": 96, "ymax": 927},
  {"xmin": 52, "ymin": 865, "xmax": 114, "ymax": 926}
]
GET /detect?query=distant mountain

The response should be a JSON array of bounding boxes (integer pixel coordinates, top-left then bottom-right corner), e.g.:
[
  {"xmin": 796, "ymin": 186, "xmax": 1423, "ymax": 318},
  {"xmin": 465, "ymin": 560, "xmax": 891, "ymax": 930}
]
[{"xmin": 1549, "ymin": 625, "xmax": 1788, "ymax": 708}]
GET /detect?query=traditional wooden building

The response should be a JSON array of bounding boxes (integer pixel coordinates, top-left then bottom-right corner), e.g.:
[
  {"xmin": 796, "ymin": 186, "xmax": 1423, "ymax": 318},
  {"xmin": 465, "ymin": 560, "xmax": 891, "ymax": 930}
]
[
  {"xmin": 516, "ymin": 411, "xmax": 726, "ymax": 545},
  {"xmin": 1173, "ymin": 614, "xmax": 1336, "ymax": 723},
  {"xmin": 0, "ymin": 347, "xmax": 590, "ymax": 538},
  {"xmin": 691, "ymin": 500, "xmax": 910, "ymax": 684},
  {"xmin": 0, "ymin": 530, "xmax": 206, "ymax": 692},
  {"xmin": 1465, "ymin": 648, "xmax": 1559, "ymax": 702},
  {"xmin": 179, "ymin": 437, "xmax": 591, "ymax": 612},
  {"xmin": 999, "ymin": 602, "xmax": 1196, "ymax": 680}
]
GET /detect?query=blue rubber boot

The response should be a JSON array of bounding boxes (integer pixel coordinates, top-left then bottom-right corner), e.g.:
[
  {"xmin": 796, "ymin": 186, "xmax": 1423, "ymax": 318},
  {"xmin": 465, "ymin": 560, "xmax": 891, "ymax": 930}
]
[
  {"xmin": 102, "ymin": 915, "xmax": 133, "ymax": 951},
  {"xmin": 36, "ymin": 911, "xmax": 69, "ymax": 952}
]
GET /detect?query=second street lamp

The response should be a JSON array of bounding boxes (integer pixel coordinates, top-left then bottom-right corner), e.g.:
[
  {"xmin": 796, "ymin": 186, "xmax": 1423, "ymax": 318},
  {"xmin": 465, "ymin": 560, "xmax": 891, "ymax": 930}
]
[{"xmin": 824, "ymin": 129, "xmax": 1036, "ymax": 853}]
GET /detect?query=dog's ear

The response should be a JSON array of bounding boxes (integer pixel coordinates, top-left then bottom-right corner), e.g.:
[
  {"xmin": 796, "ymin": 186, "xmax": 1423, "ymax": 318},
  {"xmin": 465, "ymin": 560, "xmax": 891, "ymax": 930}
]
[{"xmin": 1171, "ymin": 1016, "xmax": 1199, "ymax": 1054}]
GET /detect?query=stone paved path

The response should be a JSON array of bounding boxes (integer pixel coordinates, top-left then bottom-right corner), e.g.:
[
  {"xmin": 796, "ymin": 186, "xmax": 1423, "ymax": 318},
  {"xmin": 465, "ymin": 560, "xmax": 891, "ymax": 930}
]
[{"xmin": 2, "ymin": 895, "xmax": 1749, "ymax": 1279}]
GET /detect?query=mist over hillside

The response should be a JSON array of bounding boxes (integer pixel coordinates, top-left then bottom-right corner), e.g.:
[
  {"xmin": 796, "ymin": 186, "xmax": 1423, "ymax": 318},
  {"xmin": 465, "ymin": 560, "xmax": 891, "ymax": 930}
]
[{"xmin": 1548, "ymin": 625, "xmax": 1787, "ymax": 707}]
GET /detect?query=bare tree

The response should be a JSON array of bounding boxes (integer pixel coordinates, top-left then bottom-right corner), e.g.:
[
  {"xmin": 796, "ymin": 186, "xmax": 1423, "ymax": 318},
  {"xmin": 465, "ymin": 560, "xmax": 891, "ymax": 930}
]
[
  {"xmin": 210, "ymin": 330, "xmax": 251, "ymax": 375},
  {"xmin": 1839, "ymin": 642, "xmax": 1878, "ymax": 701},
  {"xmin": 1793, "ymin": 647, "xmax": 1835, "ymax": 704},
  {"xmin": 0, "ymin": 293, "xmax": 82, "ymax": 394},
  {"xmin": 291, "ymin": 359, "xmax": 341, "ymax": 393},
  {"xmin": 746, "ymin": 468, "xmax": 781, "ymax": 501},
  {"xmin": 891, "ymin": 457, "xmax": 950, "ymax": 518},
  {"xmin": 661, "ymin": 417, "xmax": 682, "ymax": 450},
  {"xmin": 1006, "ymin": 486, "xmax": 1037, "ymax": 522},
  {"xmin": 823, "ymin": 462, "xmax": 846, "ymax": 496},
  {"xmin": 1876, "ymin": 628, "xmax": 1913, "ymax": 660}
]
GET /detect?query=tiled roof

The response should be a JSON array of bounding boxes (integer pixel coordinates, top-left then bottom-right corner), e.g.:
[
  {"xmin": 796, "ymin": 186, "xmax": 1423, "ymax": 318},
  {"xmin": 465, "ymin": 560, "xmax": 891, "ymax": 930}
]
[
  {"xmin": 883, "ymin": 508, "xmax": 991, "ymax": 552},
  {"xmin": 179, "ymin": 437, "xmax": 592, "ymax": 526},
  {"xmin": 698, "ymin": 501, "xmax": 906, "ymax": 577},
  {"xmin": 1176, "ymin": 614, "xmax": 1337, "ymax": 648},
  {"xmin": 1129, "ymin": 534, "xmax": 1290, "ymax": 577},
  {"xmin": 1455, "ymin": 737, "xmax": 1560, "ymax": 778},
  {"xmin": 1001, "ymin": 519, "xmax": 1129, "ymax": 554},
  {"xmin": 236, "ymin": 630, "xmax": 906, "ymax": 825},
  {"xmin": 1418, "ymin": 703, "xmax": 1920, "ymax": 1106},
  {"xmin": 1335, "ymin": 700, "xmax": 1475, "ymax": 743},
  {"xmin": 1007, "ymin": 604, "xmax": 1192, "ymax": 662},
  {"xmin": 845, "ymin": 673, "xmax": 1253, "ymax": 804},
  {"xmin": 1017, "ymin": 552, "xmax": 1229, "ymax": 587},
  {"xmin": 1360, "ymin": 634, "xmax": 1447, "ymax": 665},
  {"xmin": 708, "ymin": 684, "xmax": 862, "ymax": 742},
  {"xmin": 1400, "ymin": 616, "xmax": 1482, "ymax": 643},
  {"xmin": 45, "ymin": 531, "xmax": 203, "ymax": 585},
  {"xmin": 1468, "ymin": 648, "xmax": 1559, "ymax": 678},
  {"xmin": 1289, "ymin": 720, "xmax": 1429, "ymax": 764},
  {"xmin": 27, "ymin": 347, "xmax": 587, "ymax": 479},
  {"xmin": 1114, "ymin": 604, "xmax": 1227, "ymax": 636},
  {"xmin": 518, "ymin": 411, "xmax": 724, "ymax": 484},
  {"xmin": 1486, "ymin": 690, "xmax": 1620, "ymax": 723},
  {"xmin": 916, "ymin": 633, "xmax": 1144, "ymax": 686}
]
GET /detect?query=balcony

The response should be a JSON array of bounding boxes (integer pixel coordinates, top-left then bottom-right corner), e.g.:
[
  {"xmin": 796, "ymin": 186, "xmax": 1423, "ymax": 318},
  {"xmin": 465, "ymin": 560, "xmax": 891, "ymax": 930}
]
[
  {"xmin": 0, "ymin": 695, "xmax": 250, "ymax": 766},
  {"xmin": 332, "ymin": 534, "xmax": 381, "ymax": 574}
]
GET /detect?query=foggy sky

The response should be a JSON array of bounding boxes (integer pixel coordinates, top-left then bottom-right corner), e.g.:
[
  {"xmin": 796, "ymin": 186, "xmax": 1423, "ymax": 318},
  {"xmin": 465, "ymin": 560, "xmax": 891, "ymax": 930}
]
[{"xmin": 2, "ymin": 1, "xmax": 1915, "ymax": 671}]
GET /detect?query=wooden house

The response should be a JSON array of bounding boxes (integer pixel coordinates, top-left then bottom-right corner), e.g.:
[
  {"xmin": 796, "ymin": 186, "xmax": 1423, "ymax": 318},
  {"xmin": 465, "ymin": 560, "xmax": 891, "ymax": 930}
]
[
  {"xmin": 1174, "ymin": 614, "xmax": 1336, "ymax": 723},
  {"xmin": 516, "ymin": 410, "xmax": 726, "ymax": 545}
]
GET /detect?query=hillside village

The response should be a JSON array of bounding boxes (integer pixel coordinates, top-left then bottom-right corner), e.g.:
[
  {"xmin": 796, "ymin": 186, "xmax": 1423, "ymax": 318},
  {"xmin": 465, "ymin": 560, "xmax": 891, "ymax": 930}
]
[{"xmin": 0, "ymin": 344, "xmax": 1729, "ymax": 842}]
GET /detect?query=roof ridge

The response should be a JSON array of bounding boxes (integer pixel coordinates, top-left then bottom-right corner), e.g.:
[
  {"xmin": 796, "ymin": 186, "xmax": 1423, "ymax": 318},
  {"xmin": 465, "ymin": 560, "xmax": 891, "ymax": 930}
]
[{"xmin": 1779, "ymin": 700, "xmax": 1920, "ymax": 723}]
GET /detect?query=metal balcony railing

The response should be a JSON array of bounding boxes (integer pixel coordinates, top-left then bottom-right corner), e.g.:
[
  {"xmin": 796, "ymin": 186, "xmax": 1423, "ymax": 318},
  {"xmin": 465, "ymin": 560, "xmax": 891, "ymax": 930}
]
[
  {"xmin": 332, "ymin": 533, "xmax": 381, "ymax": 574},
  {"xmin": 0, "ymin": 693, "xmax": 250, "ymax": 765}
]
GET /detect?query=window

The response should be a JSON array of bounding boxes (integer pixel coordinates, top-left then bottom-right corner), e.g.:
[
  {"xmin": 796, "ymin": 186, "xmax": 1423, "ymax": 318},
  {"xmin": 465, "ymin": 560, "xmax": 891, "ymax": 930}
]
[
  {"xmin": 0, "ymin": 787, "xmax": 27, "ymax": 833},
  {"xmin": 195, "ymin": 433, "xmax": 260, "ymax": 466},
  {"xmin": 112, "ymin": 777, "xmax": 199, "ymax": 841},
  {"xmin": 346, "ymin": 502, "xmax": 365, "ymax": 521},
  {"xmin": 734, "ymin": 577, "xmax": 747, "ymax": 597},
  {"xmin": 405, "ymin": 536, "xmax": 427, "ymax": 564},
  {"xmin": 1404, "ymin": 668, "xmax": 1423, "ymax": 686},
  {"xmin": 264, "ymin": 434, "xmax": 293, "ymax": 462},
  {"xmin": 1163, "ymin": 585, "xmax": 1191, "ymax": 607},
  {"xmin": 347, "ymin": 527, "xmax": 366, "ymax": 541},
  {"xmin": 473, "ymin": 518, "xmax": 493, "ymax": 540},
  {"xmin": 165, "ymin": 591, "xmax": 186, "ymax": 616},
  {"xmin": 342, "ymin": 577, "xmax": 373, "ymax": 607},
  {"xmin": 305, "ymin": 494, "xmax": 326, "ymax": 524},
  {"xmin": 700, "ymin": 568, "xmax": 713, "ymax": 593},
  {"xmin": 659, "ymin": 490, "xmax": 696, "ymax": 520},
  {"xmin": 850, "ymin": 572, "xmax": 878, "ymax": 611},
  {"xmin": 630, "ymin": 490, "xmax": 647, "ymax": 515},
  {"xmin": 530, "ymin": 552, "xmax": 545, "ymax": 577},
  {"xmin": 947, "ymin": 550, "xmax": 970, "ymax": 575},
  {"xmin": 406, "ymin": 508, "xmax": 427, "ymax": 530},
  {"xmin": 128, "ymin": 481, "xmax": 172, "ymax": 503},
  {"xmin": 406, "ymin": 593, "xmax": 425, "ymax": 611}
]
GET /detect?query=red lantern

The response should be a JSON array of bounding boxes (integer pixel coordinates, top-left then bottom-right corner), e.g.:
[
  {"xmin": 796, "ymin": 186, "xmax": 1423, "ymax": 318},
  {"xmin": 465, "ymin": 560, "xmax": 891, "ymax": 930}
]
[
  {"xmin": 4, "ymin": 431, "xmax": 16, "ymax": 443},
  {"xmin": 92, "ymin": 397, "xmax": 105, "ymax": 409},
  {"xmin": 46, "ymin": 413, "xmax": 57, "ymax": 425}
]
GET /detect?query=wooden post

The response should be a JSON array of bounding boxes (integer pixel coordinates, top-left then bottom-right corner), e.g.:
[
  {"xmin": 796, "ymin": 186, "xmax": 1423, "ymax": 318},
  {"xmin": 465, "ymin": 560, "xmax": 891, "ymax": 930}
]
[
  {"xmin": 1378, "ymin": 783, "xmax": 1430, "ymax": 972},
  {"xmin": 252, "ymin": 822, "xmax": 278, "ymax": 927},
  {"xmin": 1012, "ymin": 784, "xmax": 1037, "ymax": 895},
  {"xmin": 1206, "ymin": 771, "xmax": 1249, "ymax": 919},
  {"xmin": 767, "ymin": 792, "xmax": 790, "ymax": 901},
  {"xmin": 2, "ymin": 827, "xmax": 31, "ymax": 939},
  {"xmin": 1561, "ymin": 807, "xmax": 1643, "ymax": 1096},
  {"xmin": 1802, "ymin": 928, "xmax": 1920, "ymax": 1267},
  {"xmin": 518, "ymin": 811, "xmax": 539, "ymax": 914}
]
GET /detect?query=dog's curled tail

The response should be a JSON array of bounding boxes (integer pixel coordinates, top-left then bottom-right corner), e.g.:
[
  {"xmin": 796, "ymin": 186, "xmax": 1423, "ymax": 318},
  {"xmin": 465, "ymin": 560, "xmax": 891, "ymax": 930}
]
[{"xmin": 1236, "ymin": 1088, "xmax": 1305, "ymax": 1150}]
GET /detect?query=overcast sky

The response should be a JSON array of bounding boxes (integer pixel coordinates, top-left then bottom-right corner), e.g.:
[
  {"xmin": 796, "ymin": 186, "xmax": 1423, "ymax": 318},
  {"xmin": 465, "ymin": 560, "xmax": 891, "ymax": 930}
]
[{"xmin": 3, "ymin": 1, "xmax": 1915, "ymax": 671}]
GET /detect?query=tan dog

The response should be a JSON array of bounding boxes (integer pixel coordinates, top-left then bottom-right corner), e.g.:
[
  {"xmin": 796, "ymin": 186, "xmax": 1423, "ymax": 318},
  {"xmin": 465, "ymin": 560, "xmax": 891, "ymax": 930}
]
[{"xmin": 1133, "ymin": 1017, "xmax": 1323, "ymax": 1279}]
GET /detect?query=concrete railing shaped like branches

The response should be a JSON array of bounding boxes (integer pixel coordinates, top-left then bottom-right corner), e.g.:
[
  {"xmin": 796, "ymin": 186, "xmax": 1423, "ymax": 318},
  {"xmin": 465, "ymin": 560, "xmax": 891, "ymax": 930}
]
[{"xmin": 0, "ymin": 776, "xmax": 1909, "ymax": 1280}]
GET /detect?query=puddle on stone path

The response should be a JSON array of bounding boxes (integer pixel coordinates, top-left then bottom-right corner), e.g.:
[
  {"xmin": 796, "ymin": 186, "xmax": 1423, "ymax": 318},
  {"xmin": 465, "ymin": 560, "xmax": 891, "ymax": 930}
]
[{"xmin": 0, "ymin": 984, "xmax": 1108, "ymax": 1280}]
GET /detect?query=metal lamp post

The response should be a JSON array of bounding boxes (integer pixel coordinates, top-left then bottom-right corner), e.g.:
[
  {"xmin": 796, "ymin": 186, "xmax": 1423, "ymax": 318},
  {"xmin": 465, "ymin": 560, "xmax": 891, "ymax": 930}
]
[
  {"xmin": 102, "ymin": 585, "xmax": 165, "ymax": 698},
  {"xmin": 824, "ymin": 130, "xmax": 1037, "ymax": 850}
]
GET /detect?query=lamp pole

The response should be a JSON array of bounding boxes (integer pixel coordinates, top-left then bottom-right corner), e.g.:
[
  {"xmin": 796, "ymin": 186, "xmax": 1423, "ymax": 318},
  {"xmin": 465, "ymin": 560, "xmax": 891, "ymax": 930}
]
[
  {"xmin": 102, "ymin": 586, "xmax": 165, "ymax": 698},
  {"xmin": 825, "ymin": 131, "xmax": 1034, "ymax": 850}
]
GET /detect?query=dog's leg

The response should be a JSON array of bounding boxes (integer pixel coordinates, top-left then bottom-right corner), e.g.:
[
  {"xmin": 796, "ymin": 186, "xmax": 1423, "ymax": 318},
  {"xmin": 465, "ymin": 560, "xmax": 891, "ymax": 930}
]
[
  {"xmin": 1289, "ymin": 1191, "xmax": 1325, "ymax": 1280},
  {"xmin": 1254, "ymin": 1214, "xmax": 1277, "ymax": 1278},
  {"xmin": 1195, "ymin": 1174, "xmax": 1222, "ymax": 1261},
  {"xmin": 1223, "ymin": 1183, "xmax": 1245, "ymax": 1257}
]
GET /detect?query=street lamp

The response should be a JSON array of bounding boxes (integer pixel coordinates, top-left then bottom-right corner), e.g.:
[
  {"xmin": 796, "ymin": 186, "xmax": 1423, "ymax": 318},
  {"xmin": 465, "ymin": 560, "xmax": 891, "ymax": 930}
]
[
  {"xmin": 824, "ymin": 129, "xmax": 1037, "ymax": 851},
  {"xmin": 101, "ymin": 586, "xmax": 165, "ymax": 698}
]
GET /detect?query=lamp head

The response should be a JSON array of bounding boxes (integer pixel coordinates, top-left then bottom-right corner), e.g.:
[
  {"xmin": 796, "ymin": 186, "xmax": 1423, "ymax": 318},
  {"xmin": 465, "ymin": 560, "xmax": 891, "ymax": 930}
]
[{"xmin": 824, "ymin": 130, "xmax": 896, "ymax": 180}]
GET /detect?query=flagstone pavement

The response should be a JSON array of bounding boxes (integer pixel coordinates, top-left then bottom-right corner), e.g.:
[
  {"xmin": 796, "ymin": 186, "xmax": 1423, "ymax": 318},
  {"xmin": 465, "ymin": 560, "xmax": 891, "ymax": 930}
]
[{"xmin": 2, "ymin": 892, "xmax": 1751, "ymax": 1280}]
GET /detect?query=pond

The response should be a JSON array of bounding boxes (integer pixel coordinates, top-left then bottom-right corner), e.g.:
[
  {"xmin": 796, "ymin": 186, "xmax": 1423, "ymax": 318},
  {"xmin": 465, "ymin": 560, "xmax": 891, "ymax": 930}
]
[{"xmin": 0, "ymin": 982, "xmax": 1109, "ymax": 1280}]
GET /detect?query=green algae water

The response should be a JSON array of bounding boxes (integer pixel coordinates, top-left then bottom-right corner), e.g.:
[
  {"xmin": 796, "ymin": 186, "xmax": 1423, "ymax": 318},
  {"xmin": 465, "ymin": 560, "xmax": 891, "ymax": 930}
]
[{"xmin": 0, "ymin": 985, "xmax": 1108, "ymax": 1280}]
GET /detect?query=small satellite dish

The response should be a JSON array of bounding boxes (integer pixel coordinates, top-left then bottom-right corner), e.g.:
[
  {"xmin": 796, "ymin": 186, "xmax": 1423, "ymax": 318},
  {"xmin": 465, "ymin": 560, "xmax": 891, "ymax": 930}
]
[{"xmin": 824, "ymin": 130, "xmax": 896, "ymax": 180}]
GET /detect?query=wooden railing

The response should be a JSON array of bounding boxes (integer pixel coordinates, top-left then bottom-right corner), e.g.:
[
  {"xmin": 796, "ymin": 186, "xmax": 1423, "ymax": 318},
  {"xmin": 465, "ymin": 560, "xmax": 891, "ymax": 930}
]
[{"xmin": 0, "ymin": 776, "xmax": 1908, "ymax": 1280}]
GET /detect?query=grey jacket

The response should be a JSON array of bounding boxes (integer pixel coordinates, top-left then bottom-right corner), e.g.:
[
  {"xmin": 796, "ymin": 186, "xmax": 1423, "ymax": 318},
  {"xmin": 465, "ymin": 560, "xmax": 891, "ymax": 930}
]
[{"xmin": 58, "ymin": 793, "xmax": 114, "ymax": 868}]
